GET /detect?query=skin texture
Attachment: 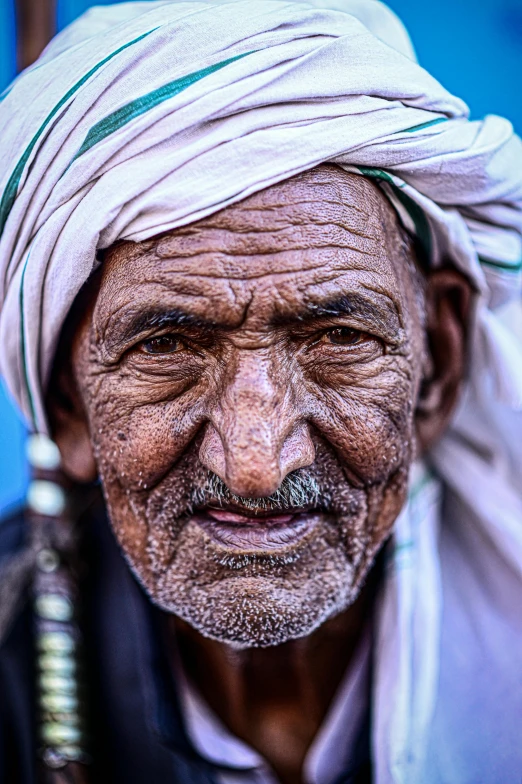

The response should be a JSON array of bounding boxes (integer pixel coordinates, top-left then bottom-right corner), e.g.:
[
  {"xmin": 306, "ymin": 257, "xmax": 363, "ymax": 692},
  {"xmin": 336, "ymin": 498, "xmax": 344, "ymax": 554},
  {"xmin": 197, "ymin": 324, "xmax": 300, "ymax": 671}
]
[{"xmin": 48, "ymin": 165, "xmax": 471, "ymax": 784}]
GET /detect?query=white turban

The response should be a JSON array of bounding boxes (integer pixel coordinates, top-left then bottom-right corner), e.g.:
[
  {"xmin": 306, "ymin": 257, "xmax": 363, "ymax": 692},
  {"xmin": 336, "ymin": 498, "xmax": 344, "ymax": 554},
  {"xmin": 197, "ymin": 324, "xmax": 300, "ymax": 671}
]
[{"xmin": 1, "ymin": 2, "xmax": 522, "ymax": 782}]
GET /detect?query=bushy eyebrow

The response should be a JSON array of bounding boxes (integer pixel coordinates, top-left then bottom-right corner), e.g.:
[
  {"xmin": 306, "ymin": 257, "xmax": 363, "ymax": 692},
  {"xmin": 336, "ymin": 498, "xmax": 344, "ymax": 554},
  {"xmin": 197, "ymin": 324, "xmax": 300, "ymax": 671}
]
[
  {"xmin": 271, "ymin": 293, "xmax": 402, "ymax": 342},
  {"xmin": 104, "ymin": 292, "xmax": 402, "ymax": 355},
  {"xmin": 104, "ymin": 307, "xmax": 217, "ymax": 352}
]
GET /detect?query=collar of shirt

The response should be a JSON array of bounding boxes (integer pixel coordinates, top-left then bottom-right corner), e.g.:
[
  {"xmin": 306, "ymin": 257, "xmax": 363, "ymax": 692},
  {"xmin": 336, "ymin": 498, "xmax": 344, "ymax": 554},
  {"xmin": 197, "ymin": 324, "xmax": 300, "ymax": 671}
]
[{"xmin": 173, "ymin": 623, "xmax": 372, "ymax": 784}]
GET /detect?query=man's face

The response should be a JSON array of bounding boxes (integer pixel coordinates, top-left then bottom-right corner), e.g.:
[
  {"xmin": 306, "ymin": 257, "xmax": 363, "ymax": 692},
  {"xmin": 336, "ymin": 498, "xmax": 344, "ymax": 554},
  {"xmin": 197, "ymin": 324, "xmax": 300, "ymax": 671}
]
[{"xmin": 66, "ymin": 167, "xmax": 428, "ymax": 646}]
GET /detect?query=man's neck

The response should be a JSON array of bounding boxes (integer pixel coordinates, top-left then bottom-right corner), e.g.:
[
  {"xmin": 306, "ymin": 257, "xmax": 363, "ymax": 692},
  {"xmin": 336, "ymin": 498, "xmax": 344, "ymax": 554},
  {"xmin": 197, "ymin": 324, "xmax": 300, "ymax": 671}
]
[{"xmin": 169, "ymin": 576, "xmax": 375, "ymax": 784}]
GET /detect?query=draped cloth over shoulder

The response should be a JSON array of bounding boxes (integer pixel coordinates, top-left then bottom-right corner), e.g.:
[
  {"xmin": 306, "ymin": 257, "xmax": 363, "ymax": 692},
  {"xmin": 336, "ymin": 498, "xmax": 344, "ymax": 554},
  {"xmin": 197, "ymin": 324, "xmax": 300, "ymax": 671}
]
[{"xmin": 0, "ymin": 2, "xmax": 521, "ymax": 782}]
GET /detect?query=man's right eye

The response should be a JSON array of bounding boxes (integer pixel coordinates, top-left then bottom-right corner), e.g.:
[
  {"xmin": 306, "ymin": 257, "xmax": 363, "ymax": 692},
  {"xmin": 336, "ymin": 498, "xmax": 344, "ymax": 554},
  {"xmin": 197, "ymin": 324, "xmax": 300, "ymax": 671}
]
[{"xmin": 139, "ymin": 335, "xmax": 185, "ymax": 354}]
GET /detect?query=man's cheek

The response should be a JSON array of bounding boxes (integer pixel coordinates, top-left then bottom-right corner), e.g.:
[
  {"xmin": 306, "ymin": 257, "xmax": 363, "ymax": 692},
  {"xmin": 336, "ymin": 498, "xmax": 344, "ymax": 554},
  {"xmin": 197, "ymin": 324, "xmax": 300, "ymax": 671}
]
[
  {"xmin": 94, "ymin": 460, "xmax": 186, "ymax": 586},
  {"xmin": 88, "ymin": 385, "xmax": 207, "ymax": 490},
  {"xmin": 95, "ymin": 467, "xmax": 154, "ymax": 578},
  {"xmin": 311, "ymin": 383, "xmax": 415, "ymax": 483}
]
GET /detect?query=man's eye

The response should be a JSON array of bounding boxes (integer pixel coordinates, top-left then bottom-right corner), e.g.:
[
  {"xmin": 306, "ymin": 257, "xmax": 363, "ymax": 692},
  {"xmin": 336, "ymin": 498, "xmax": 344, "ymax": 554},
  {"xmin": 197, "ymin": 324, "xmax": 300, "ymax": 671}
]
[
  {"xmin": 140, "ymin": 335, "xmax": 185, "ymax": 354},
  {"xmin": 325, "ymin": 327, "xmax": 366, "ymax": 346}
]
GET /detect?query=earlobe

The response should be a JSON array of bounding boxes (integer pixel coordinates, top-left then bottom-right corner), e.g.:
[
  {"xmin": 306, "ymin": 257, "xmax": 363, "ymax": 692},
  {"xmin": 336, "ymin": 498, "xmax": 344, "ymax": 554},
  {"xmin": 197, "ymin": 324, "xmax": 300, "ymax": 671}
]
[
  {"xmin": 46, "ymin": 366, "xmax": 98, "ymax": 483},
  {"xmin": 52, "ymin": 410, "xmax": 98, "ymax": 483},
  {"xmin": 415, "ymin": 267, "xmax": 472, "ymax": 454}
]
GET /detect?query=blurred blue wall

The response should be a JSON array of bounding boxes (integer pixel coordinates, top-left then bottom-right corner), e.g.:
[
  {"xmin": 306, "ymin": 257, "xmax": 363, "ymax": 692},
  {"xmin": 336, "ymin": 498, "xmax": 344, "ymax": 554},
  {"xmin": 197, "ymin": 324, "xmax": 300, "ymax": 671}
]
[
  {"xmin": 0, "ymin": 0, "xmax": 26, "ymax": 516},
  {"xmin": 1, "ymin": 0, "xmax": 521, "ymax": 514}
]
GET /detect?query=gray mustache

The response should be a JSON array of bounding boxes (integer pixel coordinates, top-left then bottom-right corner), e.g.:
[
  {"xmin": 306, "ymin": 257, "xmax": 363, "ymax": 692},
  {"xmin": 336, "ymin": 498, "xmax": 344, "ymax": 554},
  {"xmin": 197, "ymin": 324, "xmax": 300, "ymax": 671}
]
[{"xmin": 191, "ymin": 468, "xmax": 322, "ymax": 514}]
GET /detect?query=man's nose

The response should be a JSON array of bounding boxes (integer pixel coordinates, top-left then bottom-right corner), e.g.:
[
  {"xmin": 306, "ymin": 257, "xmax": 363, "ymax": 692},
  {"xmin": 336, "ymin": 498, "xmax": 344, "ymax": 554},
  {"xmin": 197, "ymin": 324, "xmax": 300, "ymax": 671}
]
[{"xmin": 199, "ymin": 353, "xmax": 314, "ymax": 498}]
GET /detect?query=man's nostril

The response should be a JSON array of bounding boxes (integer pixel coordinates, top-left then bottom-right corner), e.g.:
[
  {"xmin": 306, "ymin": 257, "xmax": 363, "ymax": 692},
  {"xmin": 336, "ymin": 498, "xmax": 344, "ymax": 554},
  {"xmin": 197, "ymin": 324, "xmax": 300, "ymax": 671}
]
[
  {"xmin": 280, "ymin": 423, "xmax": 316, "ymax": 476},
  {"xmin": 198, "ymin": 422, "xmax": 227, "ymax": 480},
  {"xmin": 223, "ymin": 470, "xmax": 283, "ymax": 501}
]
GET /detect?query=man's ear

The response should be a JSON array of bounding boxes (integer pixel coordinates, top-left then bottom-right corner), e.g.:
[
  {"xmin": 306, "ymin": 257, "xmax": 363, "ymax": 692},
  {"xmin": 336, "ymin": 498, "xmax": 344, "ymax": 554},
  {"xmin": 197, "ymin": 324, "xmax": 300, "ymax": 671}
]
[
  {"xmin": 415, "ymin": 267, "xmax": 473, "ymax": 454},
  {"xmin": 46, "ymin": 354, "xmax": 98, "ymax": 483}
]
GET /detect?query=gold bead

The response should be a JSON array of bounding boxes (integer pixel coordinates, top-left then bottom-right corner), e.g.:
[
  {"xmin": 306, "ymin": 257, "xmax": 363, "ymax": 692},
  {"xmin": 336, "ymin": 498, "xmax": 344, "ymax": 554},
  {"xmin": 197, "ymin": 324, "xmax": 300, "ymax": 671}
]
[
  {"xmin": 42, "ymin": 723, "xmax": 82, "ymax": 746},
  {"xmin": 39, "ymin": 674, "xmax": 77, "ymax": 695},
  {"xmin": 38, "ymin": 653, "xmax": 76, "ymax": 676},
  {"xmin": 37, "ymin": 631, "xmax": 75, "ymax": 654},
  {"xmin": 35, "ymin": 594, "xmax": 73, "ymax": 622},
  {"xmin": 27, "ymin": 480, "xmax": 65, "ymax": 517},
  {"xmin": 26, "ymin": 434, "xmax": 61, "ymax": 470},
  {"xmin": 41, "ymin": 693, "xmax": 79, "ymax": 713},
  {"xmin": 36, "ymin": 548, "xmax": 60, "ymax": 573}
]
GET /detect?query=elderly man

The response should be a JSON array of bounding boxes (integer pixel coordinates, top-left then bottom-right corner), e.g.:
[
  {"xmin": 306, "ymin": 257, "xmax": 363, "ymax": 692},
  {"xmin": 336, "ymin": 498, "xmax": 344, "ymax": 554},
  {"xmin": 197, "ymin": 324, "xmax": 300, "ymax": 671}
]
[{"xmin": 0, "ymin": 2, "xmax": 521, "ymax": 783}]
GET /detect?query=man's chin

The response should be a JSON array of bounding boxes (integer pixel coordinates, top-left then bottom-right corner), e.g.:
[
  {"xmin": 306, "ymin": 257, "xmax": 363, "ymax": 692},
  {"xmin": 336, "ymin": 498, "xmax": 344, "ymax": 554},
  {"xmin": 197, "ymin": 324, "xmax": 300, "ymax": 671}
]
[
  {"xmin": 119, "ymin": 514, "xmax": 365, "ymax": 646},
  {"xmin": 153, "ymin": 572, "xmax": 357, "ymax": 648}
]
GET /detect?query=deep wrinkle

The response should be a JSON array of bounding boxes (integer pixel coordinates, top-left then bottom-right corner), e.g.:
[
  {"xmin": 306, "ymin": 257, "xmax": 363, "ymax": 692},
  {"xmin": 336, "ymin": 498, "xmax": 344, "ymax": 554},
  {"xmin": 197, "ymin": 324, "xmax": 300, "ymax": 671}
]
[
  {"xmin": 103, "ymin": 290, "xmax": 402, "ymax": 361},
  {"xmin": 105, "ymin": 307, "xmax": 219, "ymax": 357}
]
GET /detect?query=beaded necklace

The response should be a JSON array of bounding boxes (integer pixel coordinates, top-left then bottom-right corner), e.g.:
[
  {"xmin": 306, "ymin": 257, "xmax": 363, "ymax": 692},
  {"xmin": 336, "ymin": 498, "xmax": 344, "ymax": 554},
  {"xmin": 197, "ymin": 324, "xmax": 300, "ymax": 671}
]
[{"xmin": 27, "ymin": 434, "xmax": 91, "ymax": 784}]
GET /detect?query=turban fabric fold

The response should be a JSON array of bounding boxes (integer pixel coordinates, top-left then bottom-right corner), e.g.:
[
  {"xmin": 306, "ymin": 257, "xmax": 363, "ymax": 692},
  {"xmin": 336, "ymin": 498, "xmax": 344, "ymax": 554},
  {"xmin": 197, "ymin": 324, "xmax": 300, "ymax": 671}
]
[{"xmin": 1, "ymin": 2, "xmax": 522, "ymax": 782}]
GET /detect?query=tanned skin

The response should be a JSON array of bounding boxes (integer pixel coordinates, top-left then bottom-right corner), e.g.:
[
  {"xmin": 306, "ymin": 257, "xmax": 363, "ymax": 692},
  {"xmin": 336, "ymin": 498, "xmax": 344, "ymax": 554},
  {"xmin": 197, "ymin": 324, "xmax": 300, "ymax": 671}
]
[{"xmin": 48, "ymin": 166, "xmax": 470, "ymax": 784}]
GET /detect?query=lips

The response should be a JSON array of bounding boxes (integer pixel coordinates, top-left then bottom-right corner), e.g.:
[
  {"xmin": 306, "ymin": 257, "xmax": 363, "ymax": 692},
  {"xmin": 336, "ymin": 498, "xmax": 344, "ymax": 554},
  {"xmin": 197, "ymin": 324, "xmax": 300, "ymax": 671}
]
[{"xmin": 193, "ymin": 506, "xmax": 321, "ymax": 551}]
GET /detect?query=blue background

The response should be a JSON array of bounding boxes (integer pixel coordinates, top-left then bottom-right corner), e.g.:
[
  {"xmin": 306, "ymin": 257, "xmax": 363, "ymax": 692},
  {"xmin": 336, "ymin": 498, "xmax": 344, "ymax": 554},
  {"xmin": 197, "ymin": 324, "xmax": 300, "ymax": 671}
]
[{"xmin": 1, "ymin": 0, "xmax": 521, "ymax": 514}]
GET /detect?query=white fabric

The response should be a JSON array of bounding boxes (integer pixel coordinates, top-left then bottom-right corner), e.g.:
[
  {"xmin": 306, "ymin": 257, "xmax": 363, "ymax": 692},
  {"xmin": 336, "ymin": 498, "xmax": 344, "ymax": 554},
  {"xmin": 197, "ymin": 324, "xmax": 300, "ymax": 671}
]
[
  {"xmin": 0, "ymin": 2, "xmax": 521, "ymax": 782},
  {"xmin": 176, "ymin": 624, "xmax": 371, "ymax": 783}
]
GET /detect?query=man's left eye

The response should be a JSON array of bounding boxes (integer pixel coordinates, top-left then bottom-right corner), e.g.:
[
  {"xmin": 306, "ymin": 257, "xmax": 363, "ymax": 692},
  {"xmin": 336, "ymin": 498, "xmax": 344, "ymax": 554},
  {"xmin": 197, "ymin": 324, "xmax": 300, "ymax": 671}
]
[
  {"xmin": 140, "ymin": 335, "xmax": 185, "ymax": 354},
  {"xmin": 324, "ymin": 327, "xmax": 366, "ymax": 346}
]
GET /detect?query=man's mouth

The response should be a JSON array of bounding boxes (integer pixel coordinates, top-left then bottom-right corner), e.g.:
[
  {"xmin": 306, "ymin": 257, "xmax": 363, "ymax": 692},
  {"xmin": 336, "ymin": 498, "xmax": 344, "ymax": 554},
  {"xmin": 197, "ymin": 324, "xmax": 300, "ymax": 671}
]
[{"xmin": 192, "ymin": 505, "xmax": 322, "ymax": 552}]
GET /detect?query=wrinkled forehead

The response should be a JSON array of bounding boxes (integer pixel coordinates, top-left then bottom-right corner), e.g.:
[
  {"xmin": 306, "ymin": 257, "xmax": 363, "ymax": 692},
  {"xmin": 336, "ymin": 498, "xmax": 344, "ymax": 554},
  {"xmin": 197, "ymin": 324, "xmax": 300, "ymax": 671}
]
[{"xmin": 92, "ymin": 166, "xmax": 418, "ymax": 332}]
